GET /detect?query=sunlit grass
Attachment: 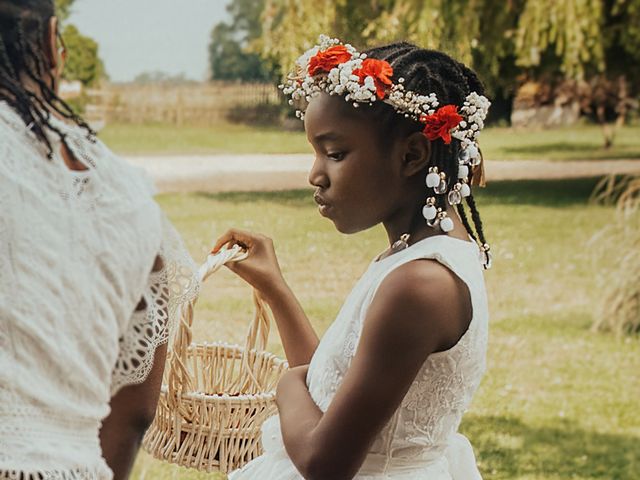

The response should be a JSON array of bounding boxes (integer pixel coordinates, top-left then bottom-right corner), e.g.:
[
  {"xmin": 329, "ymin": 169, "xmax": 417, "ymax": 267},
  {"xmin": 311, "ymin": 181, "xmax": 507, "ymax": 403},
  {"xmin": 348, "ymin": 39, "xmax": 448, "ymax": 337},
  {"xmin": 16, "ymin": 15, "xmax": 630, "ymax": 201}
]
[
  {"xmin": 100, "ymin": 122, "xmax": 311, "ymax": 155},
  {"xmin": 101, "ymin": 122, "xmax": 640, "ymax": 161},
  {"xmin": 132, "ymin": 178, "xmax": 640, "ymax": 479}
]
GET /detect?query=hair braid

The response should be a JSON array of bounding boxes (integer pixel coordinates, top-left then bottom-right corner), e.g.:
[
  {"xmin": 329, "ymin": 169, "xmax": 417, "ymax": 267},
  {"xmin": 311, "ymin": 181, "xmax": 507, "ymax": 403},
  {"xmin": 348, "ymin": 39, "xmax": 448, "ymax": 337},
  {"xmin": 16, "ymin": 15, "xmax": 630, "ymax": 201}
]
[
  {"xmin": 0, "ymin": 0, "xmax": 94, "ymax": 159},
  {"xmin": 456, "ymin": 203, "xmax": 478, "ymax": 243},
  {"xmin": 465, "ymin": 194, "xmax": 488, "ymax": 246},
  {"xmin": 364, "ymin": 42, "xmax": 490, "ymax": 254},
  {"xmin": 18, "ymin": 18, "xmax": 94, "ymax": 135}
]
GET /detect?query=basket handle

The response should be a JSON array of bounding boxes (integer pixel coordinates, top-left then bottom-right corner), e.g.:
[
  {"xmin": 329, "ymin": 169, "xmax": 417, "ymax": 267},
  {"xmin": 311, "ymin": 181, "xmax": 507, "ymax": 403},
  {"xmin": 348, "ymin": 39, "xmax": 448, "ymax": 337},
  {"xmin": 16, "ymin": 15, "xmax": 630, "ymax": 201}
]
[{"xmin": 166, "ymin": 244, "xmax": 273, "ymax": 404}]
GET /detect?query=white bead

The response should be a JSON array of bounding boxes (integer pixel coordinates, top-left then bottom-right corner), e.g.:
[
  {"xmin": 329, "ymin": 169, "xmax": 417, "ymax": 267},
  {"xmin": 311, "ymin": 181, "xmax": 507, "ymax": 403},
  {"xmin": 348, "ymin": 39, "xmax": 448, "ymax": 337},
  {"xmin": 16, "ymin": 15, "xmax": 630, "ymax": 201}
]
[
  {"xmin": 467, "ymin": 144, "xmax": 479, "ymax": 159},
  {"xmin": 458, "ymin": 165, "xmax": 469, "ymax": 178},
  {"xmin": 422, "ymin": 204, "xmax": 437, "ymax": 220},
  {"xmin": 460, "ymin": 183, "xmax": 471, "ymax": 197},
  {"xmin": 440, "ymin": 217, "xmax": 454, "ymax": 232},
  {"xmin": 426, "ymin": 172, "xmax": 440, "ymax": 188}
]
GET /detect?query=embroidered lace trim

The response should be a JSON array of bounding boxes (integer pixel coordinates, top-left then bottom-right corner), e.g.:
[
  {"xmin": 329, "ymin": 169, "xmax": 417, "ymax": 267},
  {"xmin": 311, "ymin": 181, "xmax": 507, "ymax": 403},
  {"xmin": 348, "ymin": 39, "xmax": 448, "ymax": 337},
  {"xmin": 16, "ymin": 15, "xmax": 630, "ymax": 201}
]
[{"xmin": 110, "ymin": 215, "xmax": 200, "ymax": 396}]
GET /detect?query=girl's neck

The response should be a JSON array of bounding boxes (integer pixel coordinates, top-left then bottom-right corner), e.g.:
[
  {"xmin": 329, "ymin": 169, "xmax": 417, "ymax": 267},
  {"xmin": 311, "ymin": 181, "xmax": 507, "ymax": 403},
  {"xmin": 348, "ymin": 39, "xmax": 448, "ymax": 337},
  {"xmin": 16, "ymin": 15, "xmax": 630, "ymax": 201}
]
[{"xmin": 382, "ymin": 203, "xmax": 469, "ymax": 251}]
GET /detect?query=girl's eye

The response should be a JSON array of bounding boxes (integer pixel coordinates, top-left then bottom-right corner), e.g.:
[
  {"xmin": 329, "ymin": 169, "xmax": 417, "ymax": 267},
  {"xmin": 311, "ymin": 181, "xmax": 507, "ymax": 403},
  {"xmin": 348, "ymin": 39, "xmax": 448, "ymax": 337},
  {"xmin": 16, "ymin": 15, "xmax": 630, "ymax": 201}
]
[{"xmin": 327, "ymin": 152, "xmax": 346, "ymax": 161}]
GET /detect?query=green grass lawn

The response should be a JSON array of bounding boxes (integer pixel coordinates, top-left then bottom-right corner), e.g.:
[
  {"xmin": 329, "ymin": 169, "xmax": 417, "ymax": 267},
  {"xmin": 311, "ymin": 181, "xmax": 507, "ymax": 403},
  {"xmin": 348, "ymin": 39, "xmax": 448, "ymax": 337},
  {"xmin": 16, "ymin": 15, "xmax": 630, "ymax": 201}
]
[
  {"xmin": 100, "ymin": 121, "xmax": 640, "ymax": 161},
  {"xmin": 131, "ymin": 178, "xmax": 639, "ymax": 479}
]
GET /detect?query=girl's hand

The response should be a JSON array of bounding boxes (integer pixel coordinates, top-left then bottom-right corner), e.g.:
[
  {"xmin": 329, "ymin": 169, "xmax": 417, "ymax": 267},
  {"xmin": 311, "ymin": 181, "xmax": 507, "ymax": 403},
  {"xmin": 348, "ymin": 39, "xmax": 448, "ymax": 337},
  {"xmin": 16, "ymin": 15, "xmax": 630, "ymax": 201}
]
[{"xmin": 212, "ymin": 228, "xmax": 286, "ymax": 300}]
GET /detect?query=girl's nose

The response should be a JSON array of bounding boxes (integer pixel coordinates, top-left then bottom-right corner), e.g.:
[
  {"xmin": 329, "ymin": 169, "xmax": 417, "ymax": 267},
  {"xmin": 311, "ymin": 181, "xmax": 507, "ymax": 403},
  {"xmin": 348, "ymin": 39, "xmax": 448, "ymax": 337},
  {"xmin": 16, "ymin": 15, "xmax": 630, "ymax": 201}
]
[{"xmin": 308, "ymin": 156, "xmax": 329, "ymax": 189}]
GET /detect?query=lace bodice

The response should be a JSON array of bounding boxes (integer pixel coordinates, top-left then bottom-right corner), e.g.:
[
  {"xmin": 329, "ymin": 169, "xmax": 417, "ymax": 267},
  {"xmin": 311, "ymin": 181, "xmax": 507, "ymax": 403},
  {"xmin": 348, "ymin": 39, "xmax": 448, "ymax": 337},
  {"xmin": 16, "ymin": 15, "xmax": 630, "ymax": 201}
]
[
  {"xmin": 230, "ymin": 234, "xmax": 488, "ymax": 479},
  {"xmin": 306, "ymin": 235, "xmax": 488, "ymax": 472},
  {"xmin": 0, "ymin": 103, "xmax": 198, "ymax": 479}
]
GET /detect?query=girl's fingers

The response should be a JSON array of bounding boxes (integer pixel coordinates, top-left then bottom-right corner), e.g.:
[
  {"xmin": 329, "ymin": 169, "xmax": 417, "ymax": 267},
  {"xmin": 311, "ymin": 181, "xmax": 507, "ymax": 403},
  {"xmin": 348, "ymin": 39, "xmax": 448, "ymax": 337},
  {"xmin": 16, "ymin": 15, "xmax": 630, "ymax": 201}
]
[{"xmin": 211, "ymin": 228, "xmax": 253, "ymax": 253}]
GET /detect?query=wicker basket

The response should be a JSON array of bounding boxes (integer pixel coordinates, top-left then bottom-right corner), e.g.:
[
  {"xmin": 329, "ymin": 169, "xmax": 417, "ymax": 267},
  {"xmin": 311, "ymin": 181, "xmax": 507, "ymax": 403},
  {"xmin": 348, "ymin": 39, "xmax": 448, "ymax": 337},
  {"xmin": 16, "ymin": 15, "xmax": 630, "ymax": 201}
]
[{"xmin": 142, "ymin": 246, "xmax": 288, "ymax": 473}]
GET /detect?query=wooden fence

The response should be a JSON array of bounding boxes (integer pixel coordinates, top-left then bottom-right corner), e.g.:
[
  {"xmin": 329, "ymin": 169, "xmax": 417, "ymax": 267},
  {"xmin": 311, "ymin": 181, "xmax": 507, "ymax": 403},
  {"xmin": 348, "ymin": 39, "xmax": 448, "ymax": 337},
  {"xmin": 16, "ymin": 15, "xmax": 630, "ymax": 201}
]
[{"xmin": 85, "ymin": 82, "xmax": 282, "ymax": 127}]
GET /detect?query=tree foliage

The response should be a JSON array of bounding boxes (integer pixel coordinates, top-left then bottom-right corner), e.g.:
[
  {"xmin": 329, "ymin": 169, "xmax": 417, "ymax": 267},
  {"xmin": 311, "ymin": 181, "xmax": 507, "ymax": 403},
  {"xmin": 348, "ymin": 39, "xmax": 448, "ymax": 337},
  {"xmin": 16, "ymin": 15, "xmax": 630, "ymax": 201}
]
[
  {"xmin": 53, "ymin": 0, "xmax": 106, "ymax": 86},
  {"xmin": 209, "ymin": 0, "xmax": 274, "ymax": 81},
  {"xmin": 259, "ymin": 0, "xmax": 638, "ymax": 132},
  {"xmin": 54, "ymin": 0, "xmax": 74, "ymax": 22},
  {"xmin": 515, "ymin": 0, "xmax": 604, "ymax": 78},
  {"xmin": 61, "ymin": 24, "xmax": 105, "ymax": 87},
  {"xmin": 260, "ymin": 1, "xmax": 517, "ymax": 90}
]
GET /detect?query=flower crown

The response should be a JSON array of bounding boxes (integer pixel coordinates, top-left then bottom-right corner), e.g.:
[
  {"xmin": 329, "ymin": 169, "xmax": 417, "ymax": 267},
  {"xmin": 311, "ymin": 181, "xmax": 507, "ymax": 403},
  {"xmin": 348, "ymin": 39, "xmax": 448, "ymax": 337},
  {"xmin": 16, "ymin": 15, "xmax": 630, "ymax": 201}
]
[
  {"xmin": 280, "ymin": 35, "xmax": 490, "ymax": 145},
  {"xmin": 280, "ymin": 35, "xmax": 492, "ymax": 267}
]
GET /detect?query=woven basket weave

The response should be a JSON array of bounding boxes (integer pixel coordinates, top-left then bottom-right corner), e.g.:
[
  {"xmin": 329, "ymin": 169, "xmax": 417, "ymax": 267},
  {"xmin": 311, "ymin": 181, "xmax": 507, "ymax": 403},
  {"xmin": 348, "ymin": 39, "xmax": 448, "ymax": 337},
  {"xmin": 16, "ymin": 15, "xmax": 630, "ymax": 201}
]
[{"xmin": 142, "ymin": 246, "xmax": 288, "ymax": 473}]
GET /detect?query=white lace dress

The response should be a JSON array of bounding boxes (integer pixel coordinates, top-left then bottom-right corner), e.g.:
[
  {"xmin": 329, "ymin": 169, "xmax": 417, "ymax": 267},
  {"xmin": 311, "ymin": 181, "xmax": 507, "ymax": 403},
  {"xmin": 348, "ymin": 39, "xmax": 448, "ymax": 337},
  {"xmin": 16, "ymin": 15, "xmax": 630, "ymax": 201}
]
[
  {"xmin": 0, "ymin": 102, "xmax": 198, "ymax": 480},
  {"xmin": 229, "ymin": 235, "xmax": 489, "ymax": 479}
]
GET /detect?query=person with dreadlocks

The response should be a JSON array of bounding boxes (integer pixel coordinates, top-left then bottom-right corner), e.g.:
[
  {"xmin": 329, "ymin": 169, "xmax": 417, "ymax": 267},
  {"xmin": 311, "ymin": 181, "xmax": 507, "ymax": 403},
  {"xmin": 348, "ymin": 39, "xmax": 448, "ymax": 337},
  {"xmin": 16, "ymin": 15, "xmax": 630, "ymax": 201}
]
[
  {"xmin": 0, "ymin": 1, "xmax": 198, "ymax": 479},
  {"xmin": 213, "ymin": 35, "xmax": 492, "ymax": 480}
]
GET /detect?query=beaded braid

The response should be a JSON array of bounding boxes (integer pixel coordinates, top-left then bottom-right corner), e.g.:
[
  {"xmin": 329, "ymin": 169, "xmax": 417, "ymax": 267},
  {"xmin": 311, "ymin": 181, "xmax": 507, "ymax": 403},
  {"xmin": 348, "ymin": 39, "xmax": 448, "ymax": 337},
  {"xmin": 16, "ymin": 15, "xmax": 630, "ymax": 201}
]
[
  {"xmin": 0, "ymin": 0, "xmax": 94, "ymax": 159},
  {"xmin": 364, "ymin": 43, "xmax": 490, "ymax": 261}
]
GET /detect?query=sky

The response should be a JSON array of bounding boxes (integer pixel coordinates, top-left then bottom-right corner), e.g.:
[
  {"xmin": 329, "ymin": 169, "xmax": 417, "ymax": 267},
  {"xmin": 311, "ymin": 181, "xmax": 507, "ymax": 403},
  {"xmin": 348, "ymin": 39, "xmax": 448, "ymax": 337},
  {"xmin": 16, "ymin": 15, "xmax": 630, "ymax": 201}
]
[{"xmin": 68, "ymin": 0, "xmax": 229, "ymax": 82}]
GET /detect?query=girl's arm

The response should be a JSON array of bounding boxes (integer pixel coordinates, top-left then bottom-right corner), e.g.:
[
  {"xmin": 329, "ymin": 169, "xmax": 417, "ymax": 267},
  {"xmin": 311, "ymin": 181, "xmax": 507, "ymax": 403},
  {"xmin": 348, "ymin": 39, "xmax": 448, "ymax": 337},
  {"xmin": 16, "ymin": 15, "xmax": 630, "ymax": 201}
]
[
  {"xmin": 259, "ymin": 278, "xmax": 320, "ymax": 366},
  {"xmin": 99, "ymin": 342, "xmax": 166, "ymax": 479},
  {"xmin": 212, "ymin": 229, "xmax": 319, "ymax": 366},
  {"xmin": 277, "ymin": 259, "xmax": 472, "ymax": 480},
  {"xmin": 100, "ymin": 254, "xmax": 168, "ymax": 478}
]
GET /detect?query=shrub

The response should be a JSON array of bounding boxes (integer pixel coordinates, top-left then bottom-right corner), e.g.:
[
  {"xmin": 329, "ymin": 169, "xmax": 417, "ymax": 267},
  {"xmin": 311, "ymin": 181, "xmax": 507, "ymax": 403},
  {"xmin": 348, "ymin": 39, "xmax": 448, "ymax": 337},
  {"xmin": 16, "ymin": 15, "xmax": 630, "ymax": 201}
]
[{"xmin": 590, "ymin": 175, "xmax": 640, "ymax": 335}]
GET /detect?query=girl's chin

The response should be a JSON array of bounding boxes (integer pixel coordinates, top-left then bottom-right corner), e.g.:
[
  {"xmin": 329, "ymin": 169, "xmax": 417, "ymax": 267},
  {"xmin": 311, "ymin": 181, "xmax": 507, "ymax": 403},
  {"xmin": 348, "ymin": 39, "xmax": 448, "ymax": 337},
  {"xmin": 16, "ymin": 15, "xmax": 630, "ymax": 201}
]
[
  {"xmin": 318, "ymin": 207, "xmax": 373, "ymax": 234},
  {"xmin": 332, "ymin": 218, "xmax": 369, "ymax": 235}
]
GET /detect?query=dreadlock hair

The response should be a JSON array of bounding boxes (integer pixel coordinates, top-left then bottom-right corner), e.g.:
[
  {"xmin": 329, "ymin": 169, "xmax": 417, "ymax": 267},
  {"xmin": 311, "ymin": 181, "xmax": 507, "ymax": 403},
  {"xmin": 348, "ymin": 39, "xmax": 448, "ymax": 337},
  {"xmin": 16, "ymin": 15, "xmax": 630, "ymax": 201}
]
[
  {"xmin": 363, "ymin": 42, "xmax": 489, "ymax": 251},
  {"xmin": 0, "ymin": 0, "xmax": 94, "ymax": 159}
]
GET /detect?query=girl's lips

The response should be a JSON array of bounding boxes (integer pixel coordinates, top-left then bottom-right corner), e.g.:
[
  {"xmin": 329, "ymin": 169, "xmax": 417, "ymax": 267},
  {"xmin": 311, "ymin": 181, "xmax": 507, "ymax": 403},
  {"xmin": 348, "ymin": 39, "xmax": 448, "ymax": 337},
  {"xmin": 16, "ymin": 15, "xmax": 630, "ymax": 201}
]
[
  {"xmin": 313, "ymin": 193, "xmax": 333, "ymax": 217},
  {"xmin": 318, "ymin": 203, "xmax": 332, "ymax": 217}
]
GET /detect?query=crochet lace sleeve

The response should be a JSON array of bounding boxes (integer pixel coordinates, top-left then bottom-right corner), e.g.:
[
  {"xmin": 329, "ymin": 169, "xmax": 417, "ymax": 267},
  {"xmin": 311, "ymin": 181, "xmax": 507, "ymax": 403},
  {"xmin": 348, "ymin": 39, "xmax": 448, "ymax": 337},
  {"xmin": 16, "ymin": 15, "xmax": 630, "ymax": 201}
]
[{"xmin": 110, "ymin": 214, "xmax": 200, "ymax": 396}]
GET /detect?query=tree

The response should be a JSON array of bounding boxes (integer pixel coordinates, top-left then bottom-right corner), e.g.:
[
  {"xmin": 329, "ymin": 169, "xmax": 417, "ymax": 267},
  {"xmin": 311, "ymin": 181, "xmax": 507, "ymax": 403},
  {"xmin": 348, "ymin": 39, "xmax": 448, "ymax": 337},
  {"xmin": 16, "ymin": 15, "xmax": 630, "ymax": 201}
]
[
  {"xmin": 260, "ymin": 0, "xmax": 639, "ymax": 141},
  {"xmin": 54, "ymin": 0, "xmax": 106, "ymax": 87},
  {"xmin": 515, "ymin": 0, "xmax": 639, "ymax": 147},
  {"xmin": 259, "ymin": 0, "xmax": 521, "ymax": 119},
  {"xmin": 61, "ymin": 24, "xmax": 105, "ymax": 87},
  {"xmin": 55, "ymin": 0, "xmax": 74, "ymax": 22},
  {"xmin": 209, "ymin": 22, "xmax": 271, "ymax": 81},
  {"xmin": 208, "ymin": 0, "xmax": 275, "ymax": 81}
]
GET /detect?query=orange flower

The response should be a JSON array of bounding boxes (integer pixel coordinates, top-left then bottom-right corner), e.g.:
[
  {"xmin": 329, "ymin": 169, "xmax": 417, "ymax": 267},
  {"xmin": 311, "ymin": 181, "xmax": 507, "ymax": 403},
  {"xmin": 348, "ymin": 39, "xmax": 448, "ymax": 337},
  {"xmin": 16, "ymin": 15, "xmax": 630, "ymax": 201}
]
[
  {"xmin": 308, "ymin": 45, "xmax": 352, "ymax": 76},
  {"xmin": 420, "ymin": 105, "xmax": 463, "ymax": 144},
  {"xmin": 353, "ymin": 58, "xmax": 394, "ymax": 99}
]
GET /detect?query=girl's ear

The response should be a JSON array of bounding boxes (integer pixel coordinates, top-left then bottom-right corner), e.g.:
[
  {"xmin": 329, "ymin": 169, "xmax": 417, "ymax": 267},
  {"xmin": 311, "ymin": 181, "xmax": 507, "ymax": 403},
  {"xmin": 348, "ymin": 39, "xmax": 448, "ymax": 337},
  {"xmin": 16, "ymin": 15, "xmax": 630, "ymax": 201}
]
[
  {"xmin": 46, "ymin": 16, "xmax": 59, "ymax": 70},
  {"xmin": 401, "ymin": 131, "xmax": 431, "ymax": 177}
]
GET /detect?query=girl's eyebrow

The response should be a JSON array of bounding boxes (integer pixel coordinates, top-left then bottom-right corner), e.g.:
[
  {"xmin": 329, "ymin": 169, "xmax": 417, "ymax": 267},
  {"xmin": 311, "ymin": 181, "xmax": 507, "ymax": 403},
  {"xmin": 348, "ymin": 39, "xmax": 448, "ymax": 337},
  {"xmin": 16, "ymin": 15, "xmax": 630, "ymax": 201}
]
[{"xmin": 313, "ymin": 132, "xmax": 345, "ymax": 143}]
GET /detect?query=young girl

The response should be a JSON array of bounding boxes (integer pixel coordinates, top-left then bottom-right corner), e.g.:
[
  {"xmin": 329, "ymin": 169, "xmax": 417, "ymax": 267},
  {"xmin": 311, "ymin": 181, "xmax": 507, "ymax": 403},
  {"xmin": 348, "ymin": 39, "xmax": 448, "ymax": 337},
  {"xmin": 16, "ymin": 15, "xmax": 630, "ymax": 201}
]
[{"xmin": 214, "ymin": 35, "xmax": 491, "ymax": 480}]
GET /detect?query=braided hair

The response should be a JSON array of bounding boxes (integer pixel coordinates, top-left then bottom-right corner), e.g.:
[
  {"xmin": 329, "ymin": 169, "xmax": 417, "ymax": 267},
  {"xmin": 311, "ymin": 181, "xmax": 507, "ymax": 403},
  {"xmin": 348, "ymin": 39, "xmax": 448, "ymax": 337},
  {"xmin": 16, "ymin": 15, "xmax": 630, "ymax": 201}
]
[
  {"xmin": 363, "ymin": 42, "xmax": 489, "ymax": 251},
  {"xmin": 0, "ymin": 0, "xmax": 94, "ymax": 159}
]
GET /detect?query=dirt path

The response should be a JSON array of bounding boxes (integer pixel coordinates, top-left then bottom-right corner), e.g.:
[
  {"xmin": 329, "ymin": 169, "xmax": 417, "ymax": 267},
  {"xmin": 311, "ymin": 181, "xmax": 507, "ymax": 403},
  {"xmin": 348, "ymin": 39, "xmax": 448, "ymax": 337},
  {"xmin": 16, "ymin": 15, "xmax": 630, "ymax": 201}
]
[{"xmin": 123, "ymin": 154, "xmax": 640, "ymax": 193}]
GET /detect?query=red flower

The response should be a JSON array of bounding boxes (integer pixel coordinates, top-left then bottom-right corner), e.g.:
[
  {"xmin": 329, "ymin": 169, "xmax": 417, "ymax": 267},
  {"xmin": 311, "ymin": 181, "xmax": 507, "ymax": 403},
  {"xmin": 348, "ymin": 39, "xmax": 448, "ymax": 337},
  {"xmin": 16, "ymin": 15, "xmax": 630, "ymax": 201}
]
[
  {"xmin": 308, "ymin": 45, "xmax": 352, "ymax": 76},
  {"xmin": 353, "ymin": 58, "xmax": 394, "ymax": 99},
  {"xmin": 420, "ymin": 105, "xmax": 463, "ymax": 144}
]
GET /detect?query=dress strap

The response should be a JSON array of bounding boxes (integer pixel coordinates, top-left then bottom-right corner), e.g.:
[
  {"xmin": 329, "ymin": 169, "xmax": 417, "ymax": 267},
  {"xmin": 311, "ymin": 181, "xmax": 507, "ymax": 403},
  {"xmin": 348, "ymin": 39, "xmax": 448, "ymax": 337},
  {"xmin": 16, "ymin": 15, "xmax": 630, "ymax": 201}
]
[{"xmin": 369, "ymin": 235, "xmax": 484, "ymax": 299}]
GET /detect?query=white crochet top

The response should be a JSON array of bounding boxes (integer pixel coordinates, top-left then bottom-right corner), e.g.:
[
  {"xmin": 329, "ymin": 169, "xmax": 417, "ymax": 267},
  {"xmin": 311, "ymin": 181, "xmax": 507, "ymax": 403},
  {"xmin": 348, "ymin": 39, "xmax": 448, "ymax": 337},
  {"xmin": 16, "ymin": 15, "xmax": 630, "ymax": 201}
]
[{"xmin": 0, "ymin": 102, "xmax": 198, "ymax": 480}]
